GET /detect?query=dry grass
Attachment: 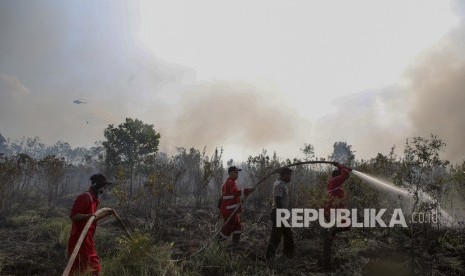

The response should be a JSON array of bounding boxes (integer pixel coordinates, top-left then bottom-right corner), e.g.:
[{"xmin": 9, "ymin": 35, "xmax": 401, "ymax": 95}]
[{"xmin": 1, "ymin": 199, "xmax": 465, "ymax": 275}]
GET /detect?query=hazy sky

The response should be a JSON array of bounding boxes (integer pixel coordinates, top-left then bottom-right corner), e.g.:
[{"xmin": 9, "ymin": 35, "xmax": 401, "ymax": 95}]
[{"xmin": 1, "ymin": 0, "xmax": 464, "ymax": 163}]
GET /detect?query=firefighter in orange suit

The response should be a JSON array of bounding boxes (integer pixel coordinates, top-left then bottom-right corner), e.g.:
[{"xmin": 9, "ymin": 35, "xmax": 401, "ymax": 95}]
[{"xmin": 219, "ymin": 166, "xmax": 254, "ymax": 245}]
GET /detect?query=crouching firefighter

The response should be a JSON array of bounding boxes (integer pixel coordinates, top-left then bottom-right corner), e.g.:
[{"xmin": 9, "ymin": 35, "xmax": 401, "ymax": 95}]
[{"xmin": 218, "ymin": 166, "xmax": 254, "ymax": 246}]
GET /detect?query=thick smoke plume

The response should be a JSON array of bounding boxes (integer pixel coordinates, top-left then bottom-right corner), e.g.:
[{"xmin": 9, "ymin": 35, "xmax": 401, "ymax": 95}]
[
  {"xmin": 405, "ymin": 24, "xmax": 465, "ymax": 163},
  {"xmin": 163, "ymin": 80, "xmax": 300, "ymax": 152}
]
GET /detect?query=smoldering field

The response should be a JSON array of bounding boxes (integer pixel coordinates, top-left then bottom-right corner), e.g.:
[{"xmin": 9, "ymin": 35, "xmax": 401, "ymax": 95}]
[
  {"xmin": 1, "ymin": 129, "xmax": 465, "ymax": 275},
  {"xmin": 2, "ymin": 31, "xmax": 465, "ymax": 276},
  {"xmin": 2, "ymin": 2, "xmax": 465, "ymax": 275}
]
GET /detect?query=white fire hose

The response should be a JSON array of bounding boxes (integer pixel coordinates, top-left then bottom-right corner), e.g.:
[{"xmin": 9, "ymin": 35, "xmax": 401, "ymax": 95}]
[{"xmin": 62, "ymin": 207, "xmax": 131, "ymax": 276}]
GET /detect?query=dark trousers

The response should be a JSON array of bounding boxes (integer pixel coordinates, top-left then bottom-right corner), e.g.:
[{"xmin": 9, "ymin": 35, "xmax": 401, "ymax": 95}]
[
  {"xmin": 266, "ymin": 209, "xmax": 294, "ymax": 259},
  {"xmin": 322, "ymin": 220, "xmax": 351, "ymax": 268}
]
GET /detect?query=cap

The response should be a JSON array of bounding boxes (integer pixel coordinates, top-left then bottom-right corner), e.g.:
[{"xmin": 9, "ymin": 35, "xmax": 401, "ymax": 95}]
[
  {"xmin": 90, "ymin": 173, "xmax": 112, "ymax": 186},
  {"xmin": 279, "ymin": 167, "xmax": 293, "ymax": 175},
  {"xmin": 228, "ymin": 166, "xmax": 242, "ymax": 173}
]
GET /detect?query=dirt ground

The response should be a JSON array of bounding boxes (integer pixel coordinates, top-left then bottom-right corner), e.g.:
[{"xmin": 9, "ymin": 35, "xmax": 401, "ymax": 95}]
[{"xmin": 1, "ymin": 201, "xmax": 465, "ymax": 275}]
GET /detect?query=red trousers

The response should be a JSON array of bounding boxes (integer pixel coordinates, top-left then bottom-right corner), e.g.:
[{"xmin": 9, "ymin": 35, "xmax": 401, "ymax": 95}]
[
  {"xmin": 220, "ymin": 213, "xmax": 241, "ymax": 238},
  {"xmin": 68, "ymin": 243, "xmax": 100, "ymax": 275}
]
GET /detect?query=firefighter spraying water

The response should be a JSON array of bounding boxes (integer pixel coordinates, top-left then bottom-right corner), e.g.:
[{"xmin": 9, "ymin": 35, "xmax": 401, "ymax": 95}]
[
  {"xmin": 61, "ymin": 160, "xmax": 456, "ymax": 274},
  {"xmin": 323, "ymin": 162, "xmax": 353, "ymax": 269}
]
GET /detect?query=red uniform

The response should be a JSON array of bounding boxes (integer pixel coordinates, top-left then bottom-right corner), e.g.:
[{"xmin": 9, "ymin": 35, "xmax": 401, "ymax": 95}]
[
  {"xmin": 220, "ymin": 178, "xmax": 252, "ymax": 238},
  {"xmin": 67, "ymin": 190, "xmax": 100, "ymax": 275},
  {"xmin": 323, "ymin": 164, "xmax": 351, "ymax": 268},
  {"xmin": 325, "ymin": 164, "xmax": 350, "ymax": 221}
]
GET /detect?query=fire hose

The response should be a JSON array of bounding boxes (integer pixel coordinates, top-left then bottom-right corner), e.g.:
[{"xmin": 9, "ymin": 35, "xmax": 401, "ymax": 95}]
[
  {"xmin": 62, "ymin": 160, "xmax": 337, "ymax": 273},
  {"xmin": 62, "ymin": 208, "xmax": 132, "ymax": 276},
  {"xmin": 172, "ymin": 160, "xmax": 337, "ymax": 261},
  {"xmin": 221, "ymin": 161, "xmax": 337, "ymax": 234}
]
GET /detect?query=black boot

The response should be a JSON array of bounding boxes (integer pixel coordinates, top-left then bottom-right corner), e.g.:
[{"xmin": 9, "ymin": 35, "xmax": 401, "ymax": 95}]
[
  {"xmin": 266, "ymin": 245, "xmax": 275, "ymax": 260},
  {"xmin": 232, "ymin": 233, "xmax": 241, "ymax": 248},
  {"xmin": 216, "ymin": 233, "xmax": 227, "ymax": 243},
  {"xmin": 322, "ymin": 229, "xmax": 334, "ymax": 269}
]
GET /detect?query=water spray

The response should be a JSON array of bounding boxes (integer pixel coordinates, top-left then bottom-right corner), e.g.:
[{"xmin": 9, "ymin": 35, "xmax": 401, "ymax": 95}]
[
  {"xmin": 351, "ymin": 170, "xmax": 455, "ymax": 226},
  {"xmin": 352, "ymin": 170, "xmax": 409, "ymax": 196}
]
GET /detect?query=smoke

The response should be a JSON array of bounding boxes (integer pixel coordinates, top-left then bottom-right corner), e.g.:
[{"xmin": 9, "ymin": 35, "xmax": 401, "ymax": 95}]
[
  {"xmin": 1, "ymin": 0, "xmax": 464, "ymax": 163},
  {"xmin": 404, "ymin": 24, "xmax": 465, "ymax": 163},
  {"xmin": 0, "ymin": 0, "xmax": 304, "ymax": 158},
  {"xmin": 314, "ymin": 33, "xmax": 465, "ymax": 164},
  {"xmin": 312, "ymin": 87, "xmax": 412, "ymax": 160},
  {"xmin": 162, "ymin": 80, "xmax": 301, "ymax": 153},
  {"xmin": 0, "ymin": 74, "xmax": 30, "ymax": 94},
  {"xmin": 313, "ymin": 2, "xmax": 465, "ymax": 163},
  {"xmin": 0, "ymin": 1, "xmax": 193, "ymax": 147}
]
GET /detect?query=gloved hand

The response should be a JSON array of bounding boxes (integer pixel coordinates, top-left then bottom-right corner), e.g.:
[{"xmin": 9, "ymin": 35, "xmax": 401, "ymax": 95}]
[{"xmin": 331, "ymin": 162, "xmax": 339, "ymax": 166}]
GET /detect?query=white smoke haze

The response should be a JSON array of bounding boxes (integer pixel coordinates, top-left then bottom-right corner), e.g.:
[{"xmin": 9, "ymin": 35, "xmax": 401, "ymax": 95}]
[
  {"xmin": 311, "ymin": 86, "xmax": 413, "ymax": 161},
  {"xmin": 0, "ymin": 1, "xmax": 194, "ymax": 147},
  {"xmin": 162, "ymin": 80, "xmax": 304, "ymax": 154},
  {"xmin": 312, "ymin": 2, "xmax": 465, "ymax": 163},
  {"xmin": 0, "ymin": 73, "xmax": 30, "ymax": 94},
  {"xmin": 1, "ymin": 0, "xmax": 464, "ymax": 163},
  {"xmin": 404, "ymin": 24, "xmax": 465, "ymax": 163}
]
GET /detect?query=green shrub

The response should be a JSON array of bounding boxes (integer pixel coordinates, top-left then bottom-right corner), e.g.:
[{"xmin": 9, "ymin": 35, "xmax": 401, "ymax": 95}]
[
  {"xmin": 100, "ymin": 231, "xmax": 179, "ymax": 276},
  {"xmin": 37, "ymin": 217, "xmax": 70, "ymax": 243},
  {"xmin": 6, "ymin": 209, "xmax": 41, "ymax": 226}
]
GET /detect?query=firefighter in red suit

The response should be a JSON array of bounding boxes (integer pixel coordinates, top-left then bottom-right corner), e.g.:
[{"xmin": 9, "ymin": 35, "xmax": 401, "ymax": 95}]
[
  {"xmin": 67, "ymin": 174, "xmax": 114, "ymax": 276},
  {"xmin": 219, "ymin": 166, "xmax": 254, "ymax": 246},
  {"xmin": 325, "ymin": 162, "xmax": 352, "ymax": 220},
  {"xmin": 323, "ymin": 162, "xmax": 352, "ymax": 269}
]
